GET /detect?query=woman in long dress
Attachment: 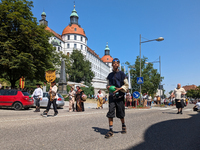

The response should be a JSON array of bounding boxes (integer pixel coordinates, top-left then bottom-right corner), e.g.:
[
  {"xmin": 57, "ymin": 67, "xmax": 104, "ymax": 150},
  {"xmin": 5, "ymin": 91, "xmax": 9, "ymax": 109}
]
[{"xmin": 75, "ymin": 86, "xmax": 84, "ymax": 112}]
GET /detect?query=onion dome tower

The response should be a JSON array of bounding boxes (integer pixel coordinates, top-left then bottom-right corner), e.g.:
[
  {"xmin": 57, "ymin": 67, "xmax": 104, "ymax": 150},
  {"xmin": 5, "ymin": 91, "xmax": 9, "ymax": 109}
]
[
  {"xmin": 101, "ymin": 43, "xmax": 113, "ymax": 64},
  {"xmin": 101, "ymin": 43, "xmax": 113, "ymax": 72},
  {"xmin": 62, "ymin": 5, "xmax": 87, "ymax": 55},
  {"xmin": 39, "ymin": 11, "xmax": 48, "ymax": 26}
]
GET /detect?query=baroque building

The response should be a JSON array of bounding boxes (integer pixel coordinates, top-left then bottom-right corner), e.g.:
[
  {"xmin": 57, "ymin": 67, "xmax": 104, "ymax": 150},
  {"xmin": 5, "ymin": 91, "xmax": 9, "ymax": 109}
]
[{"xmin": 39, "ymin": 5, "xmax": 113, "ymax": 94}]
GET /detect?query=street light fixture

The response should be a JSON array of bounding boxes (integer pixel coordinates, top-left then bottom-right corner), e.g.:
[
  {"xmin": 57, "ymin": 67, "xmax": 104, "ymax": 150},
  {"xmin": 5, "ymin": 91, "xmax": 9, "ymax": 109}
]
[{"xmin": 139, "ymin": 34, "xmax": 164, "ymax": 105}]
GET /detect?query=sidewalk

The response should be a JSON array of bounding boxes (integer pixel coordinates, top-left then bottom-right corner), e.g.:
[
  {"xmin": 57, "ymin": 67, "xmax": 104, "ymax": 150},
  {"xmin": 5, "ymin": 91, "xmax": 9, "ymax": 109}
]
[{"xmin": 64, "ymin": 101, "xmax": 109, "ymax": 109}]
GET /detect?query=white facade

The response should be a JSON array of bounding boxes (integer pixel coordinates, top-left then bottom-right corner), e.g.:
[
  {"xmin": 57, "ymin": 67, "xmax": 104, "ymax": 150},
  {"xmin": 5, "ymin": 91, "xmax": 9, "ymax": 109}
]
[{"xmin": 40, "ymin": 7, "xmax": 112, "ymax": 92}]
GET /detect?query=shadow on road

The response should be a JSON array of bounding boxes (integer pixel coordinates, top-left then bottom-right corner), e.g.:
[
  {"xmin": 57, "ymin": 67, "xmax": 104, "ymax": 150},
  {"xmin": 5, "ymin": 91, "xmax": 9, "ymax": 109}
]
[
  {"xmin": 92, "ymin": 127, "xmax": 120, "ymax": 135},
  {"xmin": 0, "ymin": 107, "xmax": 34, "ymax": 111},
  {"xmin": 127, "ymin": 113, "xmax": 200, "ymax": 150}
]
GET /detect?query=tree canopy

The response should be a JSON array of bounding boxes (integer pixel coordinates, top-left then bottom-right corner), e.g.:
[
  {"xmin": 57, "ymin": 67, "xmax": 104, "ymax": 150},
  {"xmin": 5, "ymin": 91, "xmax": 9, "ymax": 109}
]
[
  {"xmin": 126, "ymin": 56, "xmax": 163, "ymax": 96},
  {"xmin": 0, "ymin": 0, "xmax": 55, "ymax": 87},
  {"xmin": 68, "ymin": 49, "xmax": 94, "ymax": 86},
  {"xmin": 186, "ymin": 86, "xmax": 200, "ymax": 98}
]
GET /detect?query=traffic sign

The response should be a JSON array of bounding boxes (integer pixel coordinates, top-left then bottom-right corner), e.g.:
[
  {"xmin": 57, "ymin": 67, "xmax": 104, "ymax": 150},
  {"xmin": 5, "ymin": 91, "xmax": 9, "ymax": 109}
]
[
  {"xmin": 133, "ymin": 91, "xmax": 140, "ymax": 99},
  {"xmin": 137, "ymin": 77, "xmax": 144, "ymax": 84}
]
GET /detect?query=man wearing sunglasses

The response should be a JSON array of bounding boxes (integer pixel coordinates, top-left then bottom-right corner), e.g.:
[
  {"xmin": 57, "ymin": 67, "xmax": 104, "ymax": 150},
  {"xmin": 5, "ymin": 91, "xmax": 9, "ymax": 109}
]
[{"xmin": 105, "ymin": 58, "xmax": 129, "ymax": 139}]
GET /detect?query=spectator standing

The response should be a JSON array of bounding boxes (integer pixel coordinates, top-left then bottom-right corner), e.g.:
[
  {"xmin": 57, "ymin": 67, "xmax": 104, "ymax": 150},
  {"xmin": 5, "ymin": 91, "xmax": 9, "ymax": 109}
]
[
  {"xmin": 147, "ymin": 94, "xmax": 152, "ymax": 106},
  {"xmin": 126, "ymin": 90, "xmax": 131, "ymax": 107},
  {"xmin": 157, "ymin": 96, "xmax": 161, "ymax": 105},
  {"xmin": 154, "ymin": 96, "xmax": 157, "ymax": 104}
]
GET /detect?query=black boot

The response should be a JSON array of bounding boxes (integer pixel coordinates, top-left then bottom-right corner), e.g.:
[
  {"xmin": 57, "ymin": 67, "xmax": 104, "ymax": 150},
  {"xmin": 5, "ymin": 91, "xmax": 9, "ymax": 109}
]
[{"xmin": 34, "ymin": 107, "xmax": 40, "ymax": 112}]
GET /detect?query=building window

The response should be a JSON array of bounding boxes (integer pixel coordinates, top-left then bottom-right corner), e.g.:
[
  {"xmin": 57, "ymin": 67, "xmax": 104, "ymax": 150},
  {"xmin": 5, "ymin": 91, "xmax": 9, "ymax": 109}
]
[
  {"xmin": 74, "ymin": 44, "xmax": 77, "ymax": 49},
  {"xmin": 67, "ymin": 44, "xmax": 70, "ymax": 48},
  {"xmin": 85, "ymin": 47, "xmax": 86, "ymax": 50},
  {"xmin": 68, "ymin": 35, "xmax": 70, "ymax": 40},
  {"xmin": 81, "ymin": 45, "xmax": 82, "ymax": 50},
  {"xmin": 58, "ymin": 47, "xmax": 60, "ymax": 51},
  {"xmin": 74, "ymin": 35, "xmax": 76, "ymax": 40},
  {"xmin": 74, "ymin": 28, "xmax": 77, "ymax": 31},
  {"xmin": 81, "ymin": 37, "xmax": 82, "ymax": 41}
]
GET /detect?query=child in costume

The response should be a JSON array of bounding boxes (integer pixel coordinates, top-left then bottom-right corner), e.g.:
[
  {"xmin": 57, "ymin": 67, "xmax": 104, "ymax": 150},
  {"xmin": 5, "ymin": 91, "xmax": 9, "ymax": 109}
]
[{"xmin": 105, "ymin": 58, "xmax": 129, "ymax": 139}]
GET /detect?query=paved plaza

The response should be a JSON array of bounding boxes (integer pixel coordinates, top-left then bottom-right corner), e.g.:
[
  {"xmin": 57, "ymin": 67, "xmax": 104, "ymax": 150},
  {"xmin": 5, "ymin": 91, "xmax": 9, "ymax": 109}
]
[{"xmin": 0, "ymin": 104, "xmax": 199, "ymax": 150}]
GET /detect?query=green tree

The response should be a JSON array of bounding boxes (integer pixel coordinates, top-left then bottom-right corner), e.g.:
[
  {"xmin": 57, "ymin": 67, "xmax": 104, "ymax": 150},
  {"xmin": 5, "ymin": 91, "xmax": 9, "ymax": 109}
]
[
  {"xmin": 126, "ymin": 56, "xmax": 163, "ymax": 96},
  {"xmin": 169, "ymin": 90, "xmax": 173, "ymax": 95},
  {"xmin": 186, "ymin": 86, "xmax": 200, "ymax": 98},
  {"xmin": 69, "ymin": 49, "xmax": 94, "ymax": 86},
  {"xmin": 0, "ymin": 0, "xmax": 55, "ymax": 87}
]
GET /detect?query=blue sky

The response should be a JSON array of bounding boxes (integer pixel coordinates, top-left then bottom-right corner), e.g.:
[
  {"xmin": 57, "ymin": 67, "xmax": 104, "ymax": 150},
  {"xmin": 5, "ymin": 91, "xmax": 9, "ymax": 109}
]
[{"xmin": 31, "ymin": 0, "xmax": 200, "ymax": 93}]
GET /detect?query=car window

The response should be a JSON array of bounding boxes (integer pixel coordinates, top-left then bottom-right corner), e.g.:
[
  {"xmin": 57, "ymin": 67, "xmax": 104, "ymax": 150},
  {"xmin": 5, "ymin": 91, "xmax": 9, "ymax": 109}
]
[
  {"xmin": 4, "ymin": 90, "xmax": 17, "ymax": 96},
  {"xmin": 58, "ymin": 93, "xmax": 63, "ymax": 98},
  {"xmin": 0, "ymin": 90, "xmax": 6, "ymax": 95},
  {"xmin": 22, "ymin": 91, "xmax": 30, "ymax": 96},
  {"xmin": 43, "ymin": 93, "xmax": 49, "ymax": 97}
]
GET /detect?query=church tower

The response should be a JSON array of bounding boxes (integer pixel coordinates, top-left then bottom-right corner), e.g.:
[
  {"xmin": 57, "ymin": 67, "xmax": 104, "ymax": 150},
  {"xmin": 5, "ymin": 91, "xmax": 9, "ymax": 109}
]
[
  {"xmin": 39, "ymin": 11, "xmax": 48, "ymax": 26},
  {"xmin": 101, "ymin": 43, "xmax": 113, "ymax": 72},
  {"xmin": 69, "ymin": 5, "xmax": 79, "ymax": 25},
  {"xmin": 62, "ymin": 5, "xmax": 87, "ymax": 56}
]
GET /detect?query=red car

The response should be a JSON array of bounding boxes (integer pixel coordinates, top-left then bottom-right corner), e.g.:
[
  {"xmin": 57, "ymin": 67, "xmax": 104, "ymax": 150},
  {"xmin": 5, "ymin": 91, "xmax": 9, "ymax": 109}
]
[{"xmin": 0, "ymin": 89, "xmax": 34, "ymax": 110}]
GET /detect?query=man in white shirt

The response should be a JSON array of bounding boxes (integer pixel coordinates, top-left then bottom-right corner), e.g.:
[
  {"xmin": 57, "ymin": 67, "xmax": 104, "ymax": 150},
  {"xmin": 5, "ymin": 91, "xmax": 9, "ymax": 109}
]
[
  {"xmin": 171, "ymin": 83, "xmax": 186, "ymax": 114},
  {"xmin": 32, "ymin": 83, "xmax": 43, "ymax": 112},
  {"xmin": 42, "ymin": 81, "xmax": 58, "ymax": 117}
]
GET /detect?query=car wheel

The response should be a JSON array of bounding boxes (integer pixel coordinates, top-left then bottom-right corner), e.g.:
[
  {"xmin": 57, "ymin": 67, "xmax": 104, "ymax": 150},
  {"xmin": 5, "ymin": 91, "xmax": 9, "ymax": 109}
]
[
  {"xmin": 24, "ymin": 107, "xmax": 30, "ymax": 110},
  {"xmin": 13, "ymin": 102, "xmax": 23, "ymax": 110}
]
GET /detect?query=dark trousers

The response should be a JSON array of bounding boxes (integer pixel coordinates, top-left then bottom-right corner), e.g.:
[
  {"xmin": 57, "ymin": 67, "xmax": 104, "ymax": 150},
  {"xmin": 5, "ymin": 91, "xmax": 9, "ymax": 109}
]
[
  {"xmin": 46, "ymin": 99, "xmax": 58, "ymax": 113},
  {"xmin": 34, "ymin": 97, "xmax": 40, "ymax": 107}
]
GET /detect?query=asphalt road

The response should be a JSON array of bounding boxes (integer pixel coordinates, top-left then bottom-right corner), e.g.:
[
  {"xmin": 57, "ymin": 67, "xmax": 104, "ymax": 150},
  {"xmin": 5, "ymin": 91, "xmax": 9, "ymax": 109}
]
[{"xmin": 0, "ymin": 104, "xmax": 199, "ymax": 150}]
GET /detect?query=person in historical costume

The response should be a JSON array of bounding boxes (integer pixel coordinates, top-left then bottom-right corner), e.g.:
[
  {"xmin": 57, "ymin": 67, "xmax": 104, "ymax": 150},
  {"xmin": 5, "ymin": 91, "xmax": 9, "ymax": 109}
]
[
  {"xmin": 96, "ymin": 90, "xmax": 104, "ymax": 109},
  {"xmin": 125, "ymin": 90, "xmax": 131, "ymax": 107},
  {"xmin": 75, "ymin": 86, "xmax": 85, "ymax": 112},
  {"xmin": 32, "ymin": 83, "xmax": 43, "ymax": 112},
  {"xmin": 42, "ymin": 81, "xmax": 58, "ymax": 117},
  {"xmin": 105, "ymin": 58, "xmax": 129, "ymax": 139},
  {"xmin": 171, "ymin": 83, "xmax": 186, "ymax": 114},
  {"xmin": 65, "ymin": 86, "xmax": 76, "ymax": 112}
]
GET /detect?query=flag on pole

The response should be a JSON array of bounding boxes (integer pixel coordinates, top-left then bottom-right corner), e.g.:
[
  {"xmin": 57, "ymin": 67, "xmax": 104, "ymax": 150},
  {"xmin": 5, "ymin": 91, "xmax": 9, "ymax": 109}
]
[{"xmin": 128, "ymin": 68, "xmax": 131, "ymax": 89}]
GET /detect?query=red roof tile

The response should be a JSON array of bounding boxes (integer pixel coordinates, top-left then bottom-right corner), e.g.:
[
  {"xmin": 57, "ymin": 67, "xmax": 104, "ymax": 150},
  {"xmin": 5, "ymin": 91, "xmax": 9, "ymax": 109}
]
[
  {"xmin": 87, "ymin": 46, "xmax": 101, "ymax": 59},
  {"xmin": 45, "ymin": 26, "xmax": 64, "ymax": 42},
  {"xmin": 182, "ymin": 85, "xmax": 197, "ymax": 91}
]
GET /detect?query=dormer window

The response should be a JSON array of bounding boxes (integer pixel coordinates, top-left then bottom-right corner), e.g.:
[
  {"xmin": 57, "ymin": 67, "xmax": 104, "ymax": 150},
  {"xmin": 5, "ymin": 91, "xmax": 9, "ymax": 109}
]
[{"xmin": 74, "ymin": 28, "xmax": 77, "ymax": 31}]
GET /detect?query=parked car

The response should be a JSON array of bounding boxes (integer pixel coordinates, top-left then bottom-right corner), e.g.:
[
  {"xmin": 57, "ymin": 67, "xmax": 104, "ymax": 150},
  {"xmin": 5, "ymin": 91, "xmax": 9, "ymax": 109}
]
[
  {"xmin": 33, "ymin": 92, "xmax": 65, "ymax": 108},
  {"xmin": 0, "ymin": 89, "xmax": 34, "ymax": 110}
]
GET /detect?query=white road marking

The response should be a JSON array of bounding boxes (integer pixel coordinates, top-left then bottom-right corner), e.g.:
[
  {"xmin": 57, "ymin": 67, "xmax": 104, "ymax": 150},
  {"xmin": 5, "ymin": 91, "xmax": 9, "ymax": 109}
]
[{"xmin": 159, "ymin": 108, "xmax": 170, "ymax": 110}]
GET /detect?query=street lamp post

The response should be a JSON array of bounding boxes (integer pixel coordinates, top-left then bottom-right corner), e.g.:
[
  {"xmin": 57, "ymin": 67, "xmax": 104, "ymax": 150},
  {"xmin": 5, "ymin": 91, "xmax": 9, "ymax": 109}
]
[
  {"xmin": 139, "ymin": 34, "xmax": 164, "ymax": 105},
  {"xmin": 145, "ymin": 56, "xmax": 162, "ymax": 98}
]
